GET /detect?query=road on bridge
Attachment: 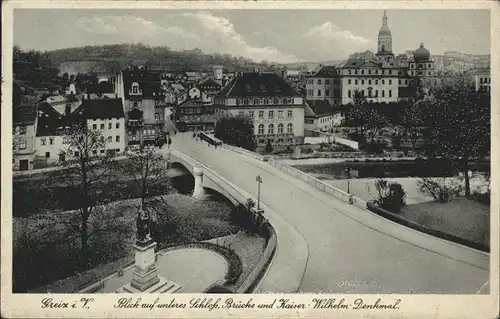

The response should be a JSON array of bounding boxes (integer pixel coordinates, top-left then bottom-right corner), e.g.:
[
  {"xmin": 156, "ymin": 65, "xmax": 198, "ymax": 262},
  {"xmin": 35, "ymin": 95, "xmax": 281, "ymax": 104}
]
[{"xmin": 170, "ymin": 133, "xmax": 489, "ymax": 294}]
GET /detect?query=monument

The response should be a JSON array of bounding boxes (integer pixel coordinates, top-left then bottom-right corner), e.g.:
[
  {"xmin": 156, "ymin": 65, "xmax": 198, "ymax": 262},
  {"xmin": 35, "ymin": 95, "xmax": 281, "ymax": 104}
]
[{"xmin": 117, "ymin": 207, "xmax": 180, "ymax": 293}]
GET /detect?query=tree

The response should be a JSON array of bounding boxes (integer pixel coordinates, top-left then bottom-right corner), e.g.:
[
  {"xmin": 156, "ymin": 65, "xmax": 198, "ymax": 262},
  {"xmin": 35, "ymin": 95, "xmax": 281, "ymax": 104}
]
[
  {"xmin": 44, "ymin": 122, "xmax": 123, "ymax": 268},
  {"xmin": 373, "ymin": 179, "xmax": 406, "ymax": 213},
  {"xmin": 426, "ymin": 75, "xmax": 490, "ymax": 197},
  {"xmin": 366, "ymin": 108, "xmax": 389, "ymax": 143},
  {"xmin": 118, "ymin": 145, "xmax": 172, "ymax": 242},
  {"xmin": 400, "ymin": 98, "xmax": 425, "ymax": 150},
  {"xmin": 345, "ymin": 91, "xmax": 368, "ymax": 138},
  {"xmin": 214, "ymin": 116, "xmax": 256, "ymax": 151}
]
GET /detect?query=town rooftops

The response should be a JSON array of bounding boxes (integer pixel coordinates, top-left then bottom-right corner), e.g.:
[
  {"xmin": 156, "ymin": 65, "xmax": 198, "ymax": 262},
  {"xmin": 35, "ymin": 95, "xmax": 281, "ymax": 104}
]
[
  {"xmin": 78, "ymin": 98, "xmax": 125, "ymax": 119},
  {"xmin": 13, "ymin": 104, "xmax": 37, "ymax": 125},
  {"xmin": 218, "ymin": 72, "xmax": 299, "ymax": 98},
  {"xmin": 198, "ymin": 78, "xmax": 221, "ymax": 91},
  {"xmin": 464, "ymin": 68, "xmax": 491, "ymax": 75}
]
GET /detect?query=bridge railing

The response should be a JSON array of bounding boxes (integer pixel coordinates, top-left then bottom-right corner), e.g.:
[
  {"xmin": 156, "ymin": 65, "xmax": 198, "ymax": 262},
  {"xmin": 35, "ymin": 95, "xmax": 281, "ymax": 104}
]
[
  {"xmin": 267, "ymin": 158, "xmax": 367, "ymax": 209},
  {"xmin": 221, "ymin": 144, "xmax": 266, "ymax": 162}
]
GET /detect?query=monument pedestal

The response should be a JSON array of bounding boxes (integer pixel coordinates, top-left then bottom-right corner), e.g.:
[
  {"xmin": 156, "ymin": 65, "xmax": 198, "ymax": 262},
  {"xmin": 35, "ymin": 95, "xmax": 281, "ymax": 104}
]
[{"xmin": 116, "ymin": 240, "xmax": 181, "ymax": 293}]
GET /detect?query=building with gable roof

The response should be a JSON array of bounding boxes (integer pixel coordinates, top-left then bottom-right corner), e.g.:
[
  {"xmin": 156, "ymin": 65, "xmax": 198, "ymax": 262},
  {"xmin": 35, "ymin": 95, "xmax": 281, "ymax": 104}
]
[
  {"xmin": 13, "ymin": 104, "xmax": 38, "ymax": 171},
  {"xmin": 213, "ymin": 72, "xmax": 305, "ymax": 147},
  {"xmin": 304, "ymin": 100, "xmax": 345, "ymax": 133},
  {"xmin": 305, "ymin": 66, "xmax": 342, "ymax": 106}
]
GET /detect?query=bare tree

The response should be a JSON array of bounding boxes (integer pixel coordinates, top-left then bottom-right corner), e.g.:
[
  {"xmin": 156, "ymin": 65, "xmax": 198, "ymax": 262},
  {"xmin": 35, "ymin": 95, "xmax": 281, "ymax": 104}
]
[
  {"xmin": 44, "ymin": 122, "xmax": 124, "ymax": 268},
  {"xmin": 118, "ymin": 145, "xmax": 172, "ymax": 241}
]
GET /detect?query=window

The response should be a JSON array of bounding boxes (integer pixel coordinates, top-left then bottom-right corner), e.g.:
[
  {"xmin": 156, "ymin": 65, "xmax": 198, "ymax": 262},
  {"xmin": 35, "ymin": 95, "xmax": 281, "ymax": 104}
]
[
  {"xmin": 45, "ymin": 152, "xmax": 50, "ymax": 158},
  {"xmin": 268, "ymin": 124, "xmax": 274, "ymax": 134},
  {"xmin": 317, "ymin": 90, "xmax": 321, "ymax": 96},
  {"xmin": 133, "ymin": 101, "xmax": 138, "ymax": 108},
  {"xmin": 361, "ymin": 80, "xmax": 364, "ymax": 85},
  {"xmin": 382, "ymin": 90, "xmax": 385, "ymax": 97},
  {"xmin": 355, "ymin": 70, "xmax": 358, "ymax": 75},
  {"xmin": 278, "ymin": 123, "xmax": 284, "ymax": 134},
  {"xmin": 399, "ymin": 79, "xmax": 401, "ymax": 85},
  {"xmin": 93, "ymin": 150, "xmax": 97, "ymax": 155},
  {"xmin": 317, "ymin": 79, "xmax": 322, "ymax": 85},
  {"xmin": 369, "ymin": 69, "xmax": 372, "ymax": 75},
  {"xmin": 278, "ymin": 110, "xmax": 283, "ymax": 118},
  {"xmin": 389, "ymin": 79, "xmax": 392, "ymax": 85},
  {"xmin": 254, "ymin": 99, "xmax": 259, "ymax": 105},
  {"xmin": 348, "ymin": 70, "xmax": 352, "ymax": 75},
  {"xmin": 18, "ymin": 140, "xmax": 26, "ymax": 149},
  {"xmin": 244, "ymin": 99, "xmax": 249, "ymax": 105},
  {"xmin": 238, "ymin": 111, "xmax": 244, "ymax": 117},
  {"xmin": 375, "ymin": 70, "xmax": 379, "ymax": 75},
  {"xmin": 264, "ymin": 99, "xmax": 270, "ymax": 105},
  {"xmin": 155, "ymin": 113, "xmax": 160, "ymax": 120},
  {"xmin": 325, "ymin": 89, "xmax": 330, "ymax": 96},
  {"xmin": 100, "ymin": 150, "xmax": 105, "ymax": 154},
  {"xmin": 259, "ymin": 111, "xmax": 264, "ymax": 118},
  {"xmin": 348, "ymin": 79, "xmax": 351, "ymax": 84},
  {"xmin": 49, "ymin": 137, "xmax": 54, "ymax": 145},
  {"xmin": 361, "ymin": 70, "xmax": 365, "ymax": 75},
  {"xmin": 273, "ymin": 98, "xmax": 279, "ymax": 104},
  {"xmin": 355, "ymin": 79, "xmax": 358, "ymax": 85},
  {"xmin": 100, "ymin": 124, "xmax": 104, "ymax": 130},
  {"xmin": 268, "ymin": 110, "xmax": 274, "ymax": 118},
  {"xmin": 375, "ymin": 79, "xmax": 378, "ymax": 85},
  {"xmin": 20, "ymin": 126, "xmax": 27, "ymax": 135},
  {"xmin": 258, "ymin": 124, "xmax": 264, "ymax": 135},
  {"xmin": 107, "ymin": 136, "xmax": 112, "ymax": 142},
  {"xmin": 249, "ymin": 111, "xmax": 254, "ymax": 118},
  {"xmin": 368, "ymin": 79, "xmax": 372, "ymax": 85},
  {"xmin": 132, "ymin": 83, "xmax": 139, "ymax": 93},
  {"xmin": 108, "ymin": 123, "xmax": 112, "ymax": 129},
  {"xmin": 93, "ymin": 124, "xmax": 97, "ymax": 130},
  {"xmin": 382, "ymin": 70, "xmax": 385, "ymax": 75},
  {"xmin": 41, "ymin": 138, "xmax": 46, "ymax": 145},
  {"xmin": 74, "ymin": 151, "xmax": 79, "ymax": 157},
  {"xmin": 382, "ymin": 80, "xmax": 385, "ymax": 85},
  {"xmin": 287, "ymin": 110, "xmax": 293, "ymax": 117},
  {"xmin": 287, "ymin": 123, "xmax": 293, "ymax": 134},
  {"xmin": 348, "ymin": 90, "xmax": 351, "ymax": 98},
  {"xmin": 116, "ymin": 136, "xmax": 120, "ymax": 142},
  {"xmin": 389, "ymin": 90, "xmax": 392, "ymax": 97},
  {"xmin": 116, "ymin": 122, "xmax": 120, "ymax": 129}
]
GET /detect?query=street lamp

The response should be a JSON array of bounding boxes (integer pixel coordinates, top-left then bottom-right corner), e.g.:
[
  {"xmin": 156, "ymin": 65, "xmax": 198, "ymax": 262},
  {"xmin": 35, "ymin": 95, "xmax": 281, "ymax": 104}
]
[
  {"xmin": 345, "ymin": 164, "xmax": 352, "ymax": 194},
  {"xmin": 255, "ymin": 175, "xmax": 263, "ymax": 210}
]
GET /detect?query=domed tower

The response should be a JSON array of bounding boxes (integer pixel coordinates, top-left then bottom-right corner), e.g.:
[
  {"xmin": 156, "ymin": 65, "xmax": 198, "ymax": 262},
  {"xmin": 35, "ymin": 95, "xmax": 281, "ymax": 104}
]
[
  {"xmin": 409, "ymin": 42, "xmax": 434, "ymax": 78},
  {"xmin": 376, "ymin": 10, "xmax": 394, "ymax": 63}
]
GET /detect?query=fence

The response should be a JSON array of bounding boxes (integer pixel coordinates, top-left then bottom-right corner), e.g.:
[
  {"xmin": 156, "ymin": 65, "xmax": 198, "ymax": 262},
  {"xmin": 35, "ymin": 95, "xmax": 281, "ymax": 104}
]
[
  {"xmin": 268, "ymin": 158, "xmax": 366, "ymax": 209},
  {"xmin": 222, "ymin": 144, "xmax": 266, "ymax": 161}
]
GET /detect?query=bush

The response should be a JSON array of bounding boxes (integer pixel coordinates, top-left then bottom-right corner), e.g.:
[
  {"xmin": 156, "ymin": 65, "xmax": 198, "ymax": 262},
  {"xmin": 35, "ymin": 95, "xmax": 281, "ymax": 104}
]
[
  {"xmin": 417, "ymin": 177, "xmax": 463, "ymax": 203},
  {"xmin": 374, "ymin": 179, "xmax": 406, "ymax": 213}
]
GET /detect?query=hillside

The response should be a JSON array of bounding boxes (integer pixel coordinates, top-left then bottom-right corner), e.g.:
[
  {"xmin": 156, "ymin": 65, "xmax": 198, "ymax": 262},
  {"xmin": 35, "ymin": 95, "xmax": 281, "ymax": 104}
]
[{"xmin": 46, "ymin": 44, "xmax": 273, "ymax": 75}]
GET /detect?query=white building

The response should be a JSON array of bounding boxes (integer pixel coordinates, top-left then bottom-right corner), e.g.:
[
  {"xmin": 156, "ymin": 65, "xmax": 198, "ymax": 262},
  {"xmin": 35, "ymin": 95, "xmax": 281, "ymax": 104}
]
[
  {"xmin": 304, "ymin": 100, "xmax": 345, "ymax": 133},
  {"xmin": 213, "ymin": 72, "xmax": 305, "ymax": 147}
]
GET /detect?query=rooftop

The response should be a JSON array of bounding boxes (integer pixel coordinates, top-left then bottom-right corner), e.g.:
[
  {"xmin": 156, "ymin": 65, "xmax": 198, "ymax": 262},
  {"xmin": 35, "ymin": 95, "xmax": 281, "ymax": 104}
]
[
  {"xmin": 122, "ymin": 69, "xmax": 163, "ymax": 99},
  {"xmin": 78, "ymin": 98, "xmax": 125, "ymax": 119},
  {"xmin": 13, "ymin": 104, "xmax": 37, "ymax": 126},
  {"xmin": 218, "ymin": 72, "xmax": 299, "ymax": 98},
  {"xmin": 305, "ymin": 100, "xmax": 335, "ymax": 118},
  {"xmin": 311, "ymin": 66, "xmax": 339, "ymax": 78},
  {"xmin": 88, "ymin": 82, "xmax": 115, "ymax": 94}
]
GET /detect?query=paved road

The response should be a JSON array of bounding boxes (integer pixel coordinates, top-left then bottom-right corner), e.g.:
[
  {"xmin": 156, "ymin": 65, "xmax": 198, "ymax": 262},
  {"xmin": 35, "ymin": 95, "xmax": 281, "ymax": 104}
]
[{"xmin": 171, "ymin": 133, "xmax": 489, "ymax": 294}]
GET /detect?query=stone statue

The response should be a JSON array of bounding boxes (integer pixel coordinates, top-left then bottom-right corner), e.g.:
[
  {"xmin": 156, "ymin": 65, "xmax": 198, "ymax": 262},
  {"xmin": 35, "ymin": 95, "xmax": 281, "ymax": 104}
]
[{"xmin": 136, "ymin": 206, "xmax": 151, "ymax": 243}]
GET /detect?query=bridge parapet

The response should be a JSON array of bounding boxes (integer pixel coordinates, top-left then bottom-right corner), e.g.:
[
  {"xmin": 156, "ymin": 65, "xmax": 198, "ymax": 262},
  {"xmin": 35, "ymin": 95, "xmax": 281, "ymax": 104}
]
[{"xmin": 267, "ymin": 158, "xmax": 367, "ymax": 209}]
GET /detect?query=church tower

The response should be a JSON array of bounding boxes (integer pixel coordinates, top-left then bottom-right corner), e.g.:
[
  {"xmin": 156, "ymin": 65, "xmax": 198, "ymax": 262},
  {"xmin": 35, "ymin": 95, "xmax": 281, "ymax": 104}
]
[{"xmin": 376, "ymin": 10, "xmax": 394, "ymax": 63}]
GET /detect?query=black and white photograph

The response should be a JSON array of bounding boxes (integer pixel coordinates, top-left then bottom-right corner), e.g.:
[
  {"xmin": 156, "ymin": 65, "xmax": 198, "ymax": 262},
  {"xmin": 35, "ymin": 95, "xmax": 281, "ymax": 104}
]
[{"xmin": 2, "ymin": 1, "xmax": 499, "ymax": 318}]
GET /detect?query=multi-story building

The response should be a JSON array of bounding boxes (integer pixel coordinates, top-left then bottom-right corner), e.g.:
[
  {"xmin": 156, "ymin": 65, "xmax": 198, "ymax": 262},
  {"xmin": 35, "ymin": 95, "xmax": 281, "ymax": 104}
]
[
  {"xmin": 465, "ymin": 68, "xmax": 491, "ymax": 92},
  {"xmin": 75, "ymin": 98, "xmax": 126, "ymax": 155},
  {"xmin": 338, "ymin": 51, "xmax": 400, "ymax": 104},
  {"xmin": 213, "ymin": 72, "xmax": 305, "ymax": 147},
  {"xmin": 305, "ymin": 66, "xmax": 342, "ymax": 105},
  {"xmin": 115, "ymin": 66, "xmax": 167, "ymax": 146},
  {"xmin": 13, "ymin": 105, "xmax": 38, "ymax": 171}
]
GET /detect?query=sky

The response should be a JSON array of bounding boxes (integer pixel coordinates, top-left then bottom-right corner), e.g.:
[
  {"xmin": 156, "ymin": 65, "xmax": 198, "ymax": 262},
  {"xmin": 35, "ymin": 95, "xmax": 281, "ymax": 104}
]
[{"xmin": 14, "ymin": 9, "xmax": 490, "ymax": 63}]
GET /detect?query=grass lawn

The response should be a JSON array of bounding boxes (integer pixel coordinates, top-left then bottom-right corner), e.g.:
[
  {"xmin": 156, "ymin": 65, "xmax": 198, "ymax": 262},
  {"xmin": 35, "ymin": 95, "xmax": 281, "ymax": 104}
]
[
  {"xmin": 207, "ymin": 232, "xmax": 266, "ymax": 288},
  {"xmin": 14, "ymin": 193, "xmax": 241, "ymax": 292},
  {"xmin": 401, "ymin": 198, "xmax": 490, "ymax": 247}
]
